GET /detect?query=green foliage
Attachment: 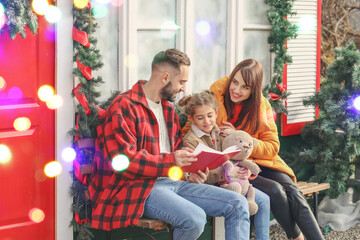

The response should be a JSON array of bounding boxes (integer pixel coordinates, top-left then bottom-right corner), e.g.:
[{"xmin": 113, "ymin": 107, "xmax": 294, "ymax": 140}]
[
  {"xmin": 263, "ymin": 0, "xmax": 298, "ymax": 113},
  {"xmin": 0, "ymin": 0, "xmax": 38, "ymax": 39},
  {"xmin": 295, "ymin": 42, "xmax": 360, "ymax": 198}
]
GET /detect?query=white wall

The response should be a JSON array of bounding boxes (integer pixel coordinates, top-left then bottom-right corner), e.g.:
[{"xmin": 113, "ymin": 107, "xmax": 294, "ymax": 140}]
[{"xmin": 56, "ymin": 1, "xmax": 74, "ymax": 240}]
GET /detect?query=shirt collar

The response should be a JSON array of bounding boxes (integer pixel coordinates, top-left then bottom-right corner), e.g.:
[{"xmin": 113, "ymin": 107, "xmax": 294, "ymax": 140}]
[{"xmin": 191, "ymin": 123, "xmax": 220, "ymax": 139}]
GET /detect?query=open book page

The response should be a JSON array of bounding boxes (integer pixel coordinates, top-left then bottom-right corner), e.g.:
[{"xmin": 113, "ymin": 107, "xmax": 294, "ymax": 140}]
[{"xmin": 181, "ymin": 143, "xmax": 241, "ymax": 173}]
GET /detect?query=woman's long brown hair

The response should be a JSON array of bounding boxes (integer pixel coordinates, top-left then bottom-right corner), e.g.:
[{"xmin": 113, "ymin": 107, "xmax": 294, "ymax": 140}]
[{"xmin": 224, "ymin": 59, "xmax": 263, "ymax": 135}]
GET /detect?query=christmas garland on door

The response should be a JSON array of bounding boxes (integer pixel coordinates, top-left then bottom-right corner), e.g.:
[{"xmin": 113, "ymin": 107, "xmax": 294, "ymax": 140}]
[
  {"xmin": 263, "ymin": 0, "xmax": 298, "ymax": 114},
  {"xmin": 0, "ymin": 0, "xmax": 38, "ymax": 39}
]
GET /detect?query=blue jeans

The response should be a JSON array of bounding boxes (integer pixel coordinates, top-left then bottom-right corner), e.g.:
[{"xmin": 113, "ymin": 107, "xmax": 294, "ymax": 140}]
[
  {"xmin": 143, "ymin": 178, "xmax": 250, "ymax": 240},
  {"xmin": 254, "ymin": 188, "xmax": 270, "ymax": 240}
]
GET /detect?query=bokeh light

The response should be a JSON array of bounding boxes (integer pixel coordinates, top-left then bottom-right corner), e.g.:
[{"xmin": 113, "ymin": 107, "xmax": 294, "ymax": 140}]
[
  {"xmin": 0, "ymin": 144, "xmax": 12, "ymax": 164},
  {"xmin": 74, "ymin": 0, "xmax": 89, "ymax": 9},
  {"xmin": 8, "ymin": 87, "xmax": 23, "ymax": 99},
  {"xmin": 111, "ymin": 0, "xmax": 124, "ymax": 7},
  {"xmin": 38, "ymin": 85, "xmax": 54, "ymax": 102},
  {"xmin": 28, "ymin": 208, "xmax": 45, "ymax": 223},
  {"xmin": 44, "ymin": 25, "xmax": 56, "ymax": 42},
  {"xmin": 168, "ymin": 166, "xmax": 182, "ymax": 181},
  {"xmin": 92, "ymin": 3, "xmax": 108, "ymax": 18},
  {"xmin": 62, "ymin": 147, "xmax": 76, "ymax": 162},
  {"xmin": 46, "ymin": 94, "xmax": 63, "ymax": 109},
  {"xmin": 354, "ymin": 96, "xmax": 360, "ymax": 111},
  {"xmin": 298, "ymin": 15, "xmax": 316, "ymax": 32},
  {"xmin": 0, "ymin": 3, "xmax": 4, "ymax": 14},
  {"xmin": 0, "ymin": 4, "xmax": 5, "ymax": 31},
  {"xmin": 13, "ymin": 117, "xmax": 31, "ymax": 131},
  {"xmin": 32, "ymin": 0, "xmax": 49, "ymax": 15},
  {"xmin": 0, "ymin": 76, "xmax": 6, "ymax": 91},
  {"xmin": 124, "ymin": 54, "xmax": 138, "ymax": 69},
  {"xmin": 160, "ymin": 21, "xmax": 179, "ymax": 39},
  {"xmin": 44, "ymin": 5, "xmax": 61, "ymax": 23},
  {"xmin": 195, "ymin": 21, "xmax": 211, "ymax": 36},
  {"xmin": 44, "ymin": 161, "xmax": 62, "ymax": 177},
  {"xmin": 111, "ymin": 154, "xmax": 130, "ymax": 171}
]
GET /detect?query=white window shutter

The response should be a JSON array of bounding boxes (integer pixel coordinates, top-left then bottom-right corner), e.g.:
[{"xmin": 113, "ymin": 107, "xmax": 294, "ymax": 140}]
[{"xmin": 281, "ymin": 0, "xmax": 321, "ymax": 136}]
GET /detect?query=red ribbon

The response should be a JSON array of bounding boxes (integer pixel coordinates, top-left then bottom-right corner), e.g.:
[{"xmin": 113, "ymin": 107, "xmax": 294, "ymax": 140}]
[
  {"xmin": 276, "ymin": 83, "xmax": 284, "ymax": 94},
  {"xmin": 92, "ymin": 104, "xmax": 106, "ymax": 119},
  {"xmin": 87, "ymin": 2, "xmax": 92, "ymax": 9},
  {"xmin": 73, "ymin": 83, "xmax": 91, "ymax": 115},
  {"xmin": 74, "ymin": 212, "xmax": 91, "ymax": 225},
  {"xmin": 75, "ymin": 114, "xmax": 80, "ymax": 141},
  {"xmin": 269, "ymin": 93, "xmax": 280, "ymax": 100},
  {"xmin": 72, "ymin": 26, "xmax": 90, "ymax": 48},
  {"xmin": 76, "ymin": 55, "xmax": 92, "ymax": 80}
]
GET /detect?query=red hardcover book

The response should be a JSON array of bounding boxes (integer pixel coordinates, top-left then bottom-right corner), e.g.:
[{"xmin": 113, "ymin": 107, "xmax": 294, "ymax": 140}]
[{"xmin": 181, "ymin": 143, "xmax": 241, "ymax": 173}]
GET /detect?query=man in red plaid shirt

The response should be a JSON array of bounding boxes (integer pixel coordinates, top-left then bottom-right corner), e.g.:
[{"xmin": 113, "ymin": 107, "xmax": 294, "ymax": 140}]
[{"xmin": 88, "ymin": 49, "xmax": 250, "ymax": 239}]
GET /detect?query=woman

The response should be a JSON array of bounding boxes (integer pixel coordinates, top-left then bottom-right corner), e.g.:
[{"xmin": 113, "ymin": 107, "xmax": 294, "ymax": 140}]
[{"xmin": 182, "ymin": 59, "xmax": 324, "ymax": 240}]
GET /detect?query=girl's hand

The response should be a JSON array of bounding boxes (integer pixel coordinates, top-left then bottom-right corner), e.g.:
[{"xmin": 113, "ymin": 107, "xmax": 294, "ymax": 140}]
[
  {"xmin": 228, "ymin": 165, "xmax": 251, "ymax": 180},
  {"xmin": 188, "ymin": 168, "xmax": 209, "ymax": 184},
  {"xmin": 219, "ymin": 121, "xmax": 236, "ymax": 133}
]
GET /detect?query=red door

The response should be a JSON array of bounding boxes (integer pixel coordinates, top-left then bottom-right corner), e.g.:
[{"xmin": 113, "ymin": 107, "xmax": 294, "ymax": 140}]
[{"xmin": 0, "ymin": 16, "xmax": 55, "ymax": 239}]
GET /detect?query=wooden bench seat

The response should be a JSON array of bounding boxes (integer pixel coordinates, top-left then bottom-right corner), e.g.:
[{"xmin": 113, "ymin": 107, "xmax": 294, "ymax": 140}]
[{"xmin": 296, "ymin": 181, "xmax": 330, "ymax": 220}]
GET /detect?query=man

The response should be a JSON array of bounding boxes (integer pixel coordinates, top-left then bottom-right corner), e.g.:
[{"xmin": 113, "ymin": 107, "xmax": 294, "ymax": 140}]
[{"xmin": 88, "ymin": 49, "xmax": 250, "ymax": 240}]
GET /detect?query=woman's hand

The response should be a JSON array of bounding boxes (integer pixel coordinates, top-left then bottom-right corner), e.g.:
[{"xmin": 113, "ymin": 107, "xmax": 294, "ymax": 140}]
[
  {"xmin": 219, "ymin": 121, "xmax": 236, "ymax": 133},
  {"xmin": 188, "ymin": 168, "xmax": 209, "ymax": 184}
]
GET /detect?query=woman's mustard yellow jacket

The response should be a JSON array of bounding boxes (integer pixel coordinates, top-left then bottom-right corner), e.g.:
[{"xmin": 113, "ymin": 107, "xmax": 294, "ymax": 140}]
[{"xmin": 182, "ymin": 76, "xmax": 296, "ymax": 182}]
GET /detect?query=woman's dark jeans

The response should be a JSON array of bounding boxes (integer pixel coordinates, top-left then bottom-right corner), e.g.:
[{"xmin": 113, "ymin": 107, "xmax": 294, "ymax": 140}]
[{"xmin": 250, "ymin": 166, "xmax": 324, "ymax": 240}]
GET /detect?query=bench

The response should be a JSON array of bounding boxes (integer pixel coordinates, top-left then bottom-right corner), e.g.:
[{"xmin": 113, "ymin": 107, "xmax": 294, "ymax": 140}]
[
  {"xmin": 296, "ymin": 181, "xmax": 330, "ymax": 220},
  {"xmin": 79, "ymin": 163, "xmax": 173, "ymax": 240}
]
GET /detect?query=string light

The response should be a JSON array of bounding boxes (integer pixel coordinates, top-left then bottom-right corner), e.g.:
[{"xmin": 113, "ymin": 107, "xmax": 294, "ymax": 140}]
[
  {"xmin": 32, "ymin": 0, "xmax": 49, "ymax": 15},
  {"xmin": 354, "ymin": 96, "xmax": 360, "ymax": 111},
  {"xmin": 13, "ymin": 117, "xmax": 31, "ymax": 131},
  {"xmin": 44, "ymin": 161, "xmax": 62, "ymax": 177},
  {"xmin": 44, "ymin": 5, "xmax": 61, "ymax": 23},
  {"xmin": 195, "ymin": 21, "xmax": 211, "ymax": 36},
  {"xmin": 111, "ymin": 154, "xmax": 130, "ymax": 171},
  {"xmin": 168, "ymin": 166, "xmax": 183, "ymax": 181},
  {"xmin": 74, "ymin": 0, "xmax": 89, "ymax": 9},
  {"xmin": 46, "ymin": 94, "xmax": 63, "ymax": 109},
  {"xmin": 28, "ymin": 208, "xmax": 45, "ymax": 223},
  {"xmin": 62, "ymin": 147, "xmax": 76, "ymax": 162},
  {"xmin": 0, "ymin": 144, "xmax": 12, "ymax": 164}
]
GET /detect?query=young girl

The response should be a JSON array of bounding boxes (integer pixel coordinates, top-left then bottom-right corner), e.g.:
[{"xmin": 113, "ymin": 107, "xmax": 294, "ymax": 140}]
[{"xmin": 179, "ymin": 90, "xmax": 270, "ymax": 240}]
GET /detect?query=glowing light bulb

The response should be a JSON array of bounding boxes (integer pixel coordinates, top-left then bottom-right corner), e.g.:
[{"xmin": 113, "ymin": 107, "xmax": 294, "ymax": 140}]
[
  {"xmin": 124, "ymin": 54, "xmax": 138, "ymax": 69},
  {"xmin": 0, "ymin": 13, "xmax": 5, "ymax": 30},
  {"xmin": 38, "ymin": 85, "xmax": 55, "ymax": 102},
  {"xmin": 354, "ymin": 96, "xmax": 360, "ymax": 111},
  {"xmin": 44, "ymin": 161, "xmax": 62, "ymax": 177},
  {"xmin": 0, "ymin": 144, "xmax": 12, "ymax": 164},
  {"xmin": 74, "ymin": 0, "xmax": 89, "ymax": 9},
  {"xmin": 0, "ymin": 3, "xmax": 4, "ymax": 15},
  {"xmin": 111, "ymin": 154, "xmax": 130, "ymax": 171},
  {"xmin": 28, "ymin": 208, "xmax": 45, "ymax": 223},
  {"xmin": 32, "ymin": 0, "xmax": 50, "ymax": 15},
  {"xmin": 168, "ymin": 166, "xmax": 182, "ymax": 181},
  {"xmin": 92, "ymin": 3, "xmax": 108, "ymax": 18},
  {"xmin": 0, "ymin": 76, "xmax": 6, "ymax": 91},
  {"xmin": 8, "ymin": 87, "xmax": 23, "ymax": 99},
  {"xmin": 160, "ymin": 21, "xmax": 179, "ymax": 39},
  {"xmin": 13, "ymin": 117, "xmax": 31, "ymax": 131},
  {"xmin": 62, "ymin": 147, "xmax": 76, "ymax": 162},
  {"xmin": 298, "ymin": 15, "xmax": 316, "ymax": 32},
  {"xmin": 46, "ymin": 94, "xmax": 63, "ymax": 109},
  {"xmin": 44, "ymin": 5, "xmax": 61, "ymax": 23},
  {"xmin": 196, "ymin": 21, "xmax": 211, "ymax": 36}
]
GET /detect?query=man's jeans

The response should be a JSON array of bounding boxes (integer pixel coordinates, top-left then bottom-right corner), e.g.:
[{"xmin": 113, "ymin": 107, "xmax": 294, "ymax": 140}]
[{"xmin": 143, "ymin": 178, "xmax": 250, "ymax": 240}]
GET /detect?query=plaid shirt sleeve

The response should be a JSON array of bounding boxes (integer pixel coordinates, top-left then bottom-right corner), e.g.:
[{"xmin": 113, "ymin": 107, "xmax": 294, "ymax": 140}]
[{"xmin": 97, "ymin": 96, "xmax": 177, "ymax": 179}]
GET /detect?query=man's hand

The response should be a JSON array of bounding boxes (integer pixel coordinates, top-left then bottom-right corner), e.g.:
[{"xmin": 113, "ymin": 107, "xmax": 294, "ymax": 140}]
[
  {"xmin": 174, "ymin": 147, "xmax": 197, "ymax": 167},
  {"xmin": 188, "ymin": 168, "xmax": 209, "ymax": 184}
]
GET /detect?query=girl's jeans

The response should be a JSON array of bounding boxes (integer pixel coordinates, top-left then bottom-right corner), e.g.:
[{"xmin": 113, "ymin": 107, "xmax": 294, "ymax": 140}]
[{"xmin": 143, "ymin": 178, "xmax": 250, "ymax": 240}]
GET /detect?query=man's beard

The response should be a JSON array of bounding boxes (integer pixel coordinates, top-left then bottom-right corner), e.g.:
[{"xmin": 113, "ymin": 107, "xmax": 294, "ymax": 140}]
[{"xmin": 161, "ymin": 81, "xmax": 177, "ymax": 102}]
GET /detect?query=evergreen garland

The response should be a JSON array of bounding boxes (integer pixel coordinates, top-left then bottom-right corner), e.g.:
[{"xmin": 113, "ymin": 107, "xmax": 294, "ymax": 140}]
[
  {"xmin": 263, "ymin": 0, "xmax": 298, "ymax": 113},
  {"xmin": 294, "ymin": 42, "xmax": 360, "ymax": 198},
  {"xmin": 0, "ymin": 0, "xmax": 38, "ymax": 39},
  {"xmin": 69, "ymin": 3, "xmax": 104, "ymax": 240}
]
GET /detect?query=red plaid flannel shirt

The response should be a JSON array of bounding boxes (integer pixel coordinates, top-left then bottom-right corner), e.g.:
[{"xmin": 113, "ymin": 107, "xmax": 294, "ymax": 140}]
[{"xmin": 88, "ymin": 80, "xmax": 183, "ymax": 230}]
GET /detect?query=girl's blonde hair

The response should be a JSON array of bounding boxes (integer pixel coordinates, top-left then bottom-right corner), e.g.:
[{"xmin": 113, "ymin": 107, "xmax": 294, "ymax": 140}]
[{"xmin": 178, "ymin": 90, "xmax": 218, "ymax": 116}]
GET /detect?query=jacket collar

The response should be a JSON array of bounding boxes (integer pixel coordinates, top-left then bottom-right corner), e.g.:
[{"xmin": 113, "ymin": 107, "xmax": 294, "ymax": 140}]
[{"xmin": 191, "ymin": 123, "xmax": 220, "ymax": 139}]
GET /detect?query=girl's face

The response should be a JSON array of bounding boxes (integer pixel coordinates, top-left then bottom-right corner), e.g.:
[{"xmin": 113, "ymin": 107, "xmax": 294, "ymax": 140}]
[
  {"xmin": 189, "ymin": 104, "xmax": 217, "ymax": 134},
  {"xmin": 229, "ymin": 71, "xmax": 252, "ymax": 104}
]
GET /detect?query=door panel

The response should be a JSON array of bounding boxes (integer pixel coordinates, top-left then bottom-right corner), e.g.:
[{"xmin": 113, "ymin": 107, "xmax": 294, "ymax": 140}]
[{"xmin": 0, "ymin": 16, "xmax": 55, "ymax": 240}]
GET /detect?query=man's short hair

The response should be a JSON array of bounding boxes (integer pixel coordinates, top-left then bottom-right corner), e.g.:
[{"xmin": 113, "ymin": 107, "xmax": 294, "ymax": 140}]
[{"xmin": 151, "ymin": 48, "xmax": 191, "ymax": 71}]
